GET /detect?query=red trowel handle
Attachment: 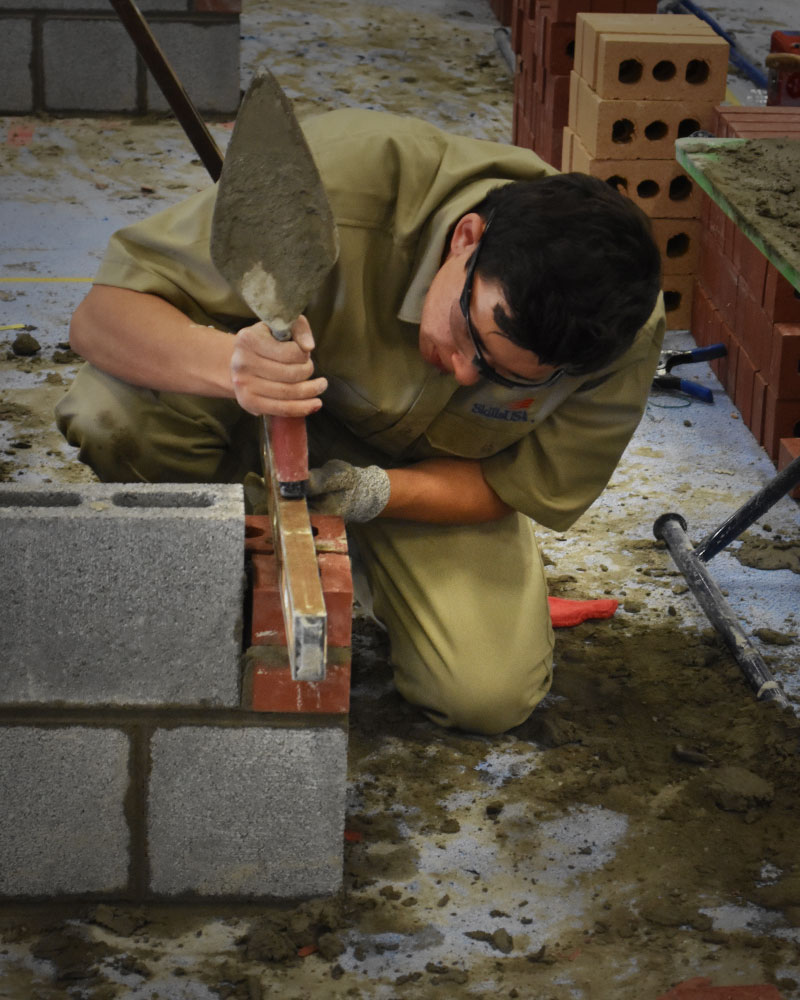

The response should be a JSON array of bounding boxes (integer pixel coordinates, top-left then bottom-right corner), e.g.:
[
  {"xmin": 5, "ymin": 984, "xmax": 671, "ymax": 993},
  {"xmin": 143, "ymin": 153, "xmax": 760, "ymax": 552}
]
[
  {"xmin": 264, "ymin": 324, "xmax": 310, "ymax": 499},
  {"xmin": 264, "ymin": 414, "xmax": 309, "ymax": 499}
]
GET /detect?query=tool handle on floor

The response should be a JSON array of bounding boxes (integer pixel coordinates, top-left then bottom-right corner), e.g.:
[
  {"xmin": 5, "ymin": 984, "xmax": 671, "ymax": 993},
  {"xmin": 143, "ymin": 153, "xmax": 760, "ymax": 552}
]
[
  {"xmin": 687, "ymin": 343, "xmax": 727, "ymax": 365},
  {"xmin": 678, "ymin": 379, "xmax": 713, "ymax": 403}
]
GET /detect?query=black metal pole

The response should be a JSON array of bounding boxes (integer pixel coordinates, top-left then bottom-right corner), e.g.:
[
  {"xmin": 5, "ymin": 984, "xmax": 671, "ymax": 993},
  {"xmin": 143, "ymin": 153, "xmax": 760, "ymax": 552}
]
[
  {"xmin": 653, "ymin": 513, "xmax": 790, "ymax": 710},
  {"xmin": 695, "ymin": 455, "xmax": 800, "ymax": 562},
  {"xmin": 108, "ymin": 0, "xmax": 225, "ymax": 181}
]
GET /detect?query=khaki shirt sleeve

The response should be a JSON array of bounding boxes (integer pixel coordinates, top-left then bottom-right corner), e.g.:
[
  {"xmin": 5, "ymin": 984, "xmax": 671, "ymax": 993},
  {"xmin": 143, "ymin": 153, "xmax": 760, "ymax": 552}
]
[
  {"xmin": 481, "ymin": 300, "xmax": 666, "ymax": 532},
  {"xmin": 93, "ymin": 186, "xmax": 254, "ymax": 329}
]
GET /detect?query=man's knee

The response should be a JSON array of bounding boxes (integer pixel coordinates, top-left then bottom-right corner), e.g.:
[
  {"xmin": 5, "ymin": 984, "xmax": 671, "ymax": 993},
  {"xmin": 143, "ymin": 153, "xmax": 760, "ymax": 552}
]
[
  {"xmin": 56, "ymin": 376, "xmax": 148, "ymax": 482},
  {"xmin": 397, "ymin": 650, "xmax": 553, "ymax": 736}
]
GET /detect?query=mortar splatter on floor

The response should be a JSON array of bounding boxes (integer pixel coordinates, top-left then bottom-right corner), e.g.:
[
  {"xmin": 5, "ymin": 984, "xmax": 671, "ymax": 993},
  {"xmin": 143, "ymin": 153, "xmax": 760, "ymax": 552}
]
[{"xmin": 1, "ymin": 1, "xmax": 799, "ymax": 998}]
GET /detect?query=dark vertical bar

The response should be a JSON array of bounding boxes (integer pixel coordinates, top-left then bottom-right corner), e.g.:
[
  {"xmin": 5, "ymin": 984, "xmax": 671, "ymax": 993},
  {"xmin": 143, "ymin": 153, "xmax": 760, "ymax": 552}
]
[
  {"xmin": 107, "ymin": 0, "xmax": 224, "ymax": 180},
  {"xmin": 695, "ymin": 455, "xmax": 800, "ymax": 562}
]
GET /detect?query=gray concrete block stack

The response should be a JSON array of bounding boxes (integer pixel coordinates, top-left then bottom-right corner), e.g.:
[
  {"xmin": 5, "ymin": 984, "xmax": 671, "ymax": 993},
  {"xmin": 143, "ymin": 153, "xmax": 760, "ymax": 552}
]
[
  {"xmin": 0, "ymin": 483, "xmax": 348, "ymax": 901},
  {"xmin": 0, "ymin": 0, "xmax": 241, "ymax": 116}
]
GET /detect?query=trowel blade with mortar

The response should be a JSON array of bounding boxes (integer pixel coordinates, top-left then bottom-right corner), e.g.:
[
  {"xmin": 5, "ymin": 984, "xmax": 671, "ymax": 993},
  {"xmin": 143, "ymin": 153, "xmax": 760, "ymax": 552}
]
[{"xmin": 210, "ymin": 66, "xmax": 339, "ymax": 499}]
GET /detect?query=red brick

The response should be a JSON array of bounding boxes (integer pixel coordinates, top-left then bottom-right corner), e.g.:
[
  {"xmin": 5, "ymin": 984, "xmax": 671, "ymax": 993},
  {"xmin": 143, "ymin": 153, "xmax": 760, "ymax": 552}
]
[
  {"xmin": 763, "ymin": 389, "xmax": 800, "ymax": 460},
  {"xmin": 734, "ymin": 282, "xmax": 772, "ymax": 373},
  {"xmin": 243, "ymin": 646, "xmax": 351, "ymax": 715},
  {"xmin": 511, "ymin": 0, "xmax": 530, "ymax": 55},
  {"xmin": 777, "ymin": 437, "xmax": 800, "ymax": 499},
  {"xmin": 569, "ymin": 71, "xmax": 715, "ymax": 159},
  {"xmin": 318, "ymin": 552, "xmax": 353, "ymax": 647},
  {"xmin": 700, "ymin": 230, "xmax": 739, "ymax": 329},
  {"xmin": 768, "ymin": 323, "xmax": 800, "ymax": 397},
  {"xmin": 690, "ymin": 279, "xmax": 713, "ymax": 347},
  {"xmin": 657, "ymin": 976, "xmax": 786, "ymax": 999},
  {"xmin": 250, "ymin": 552, "xmax": 285, "ymax": 646},
  {"xmin": 733, "ymin": 345, "xmax": 756, "ymax": 425},
  {"xmin": 192, "ymin": 0, "xmax": 241, "ymax": 11},
  {"xmin": 713, "ymin": 105, "xmax": 800, "ymax": 139},
  {"xmin": 752, "ymin": 370, "xmax": 768, "ymax": 444},
  {"xmin": 244, "ymin": 515, "xmax": 274, "ymax": 556},
  {"xmin": 562, "ymin": 128, "xmax": 701, "ymax": 216},
  {"xmin": 663, "ymin": 274, "xmax": 694, "ymax": 330},
  {"xmin": 536, "ymin": 15, "xmax": 575, "ymax": 80},
  {"xmin": 731, "ymin": 227, "xmax": 768, "ymax": 302},
  {"xmin": 576, "ymin": 16, "xmax": 728, "ymax": 101},
  {"xmin": 715, "ymin": 311, "xmax": 740, "ymax": 395},
  {"xmin": 651, "ymin": 217, "xmax": 701, "ymax": 275},
  {"xmin": 763, "ymin": 264, "xmax": 800, "ymax": 323}
]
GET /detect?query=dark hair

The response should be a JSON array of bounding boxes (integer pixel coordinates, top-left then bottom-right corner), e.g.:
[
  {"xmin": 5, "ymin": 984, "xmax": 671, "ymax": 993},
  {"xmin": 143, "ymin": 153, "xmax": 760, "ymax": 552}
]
[{"xmin": 471, "ymin": 173, "xmax": 662, "ymax": 375}]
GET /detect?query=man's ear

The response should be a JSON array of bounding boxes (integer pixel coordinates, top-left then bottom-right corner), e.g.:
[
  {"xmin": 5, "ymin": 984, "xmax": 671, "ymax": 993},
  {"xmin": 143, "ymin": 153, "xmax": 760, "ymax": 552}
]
[{"xmin": 448, "ymin": 212, "xmax": 486, "ymax": 255}]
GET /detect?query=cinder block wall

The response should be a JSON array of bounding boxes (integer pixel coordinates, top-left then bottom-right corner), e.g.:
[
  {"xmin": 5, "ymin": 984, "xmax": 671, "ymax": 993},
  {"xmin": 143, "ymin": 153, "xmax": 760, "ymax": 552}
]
[
  {"xmin": 560, "ymin": 13, "xmax": 729, "ymax": 331},
  {"xmin": 0, "ymin": 484, "xmax": 349, "ymax": 901},
  {"xmin": 0, "ymin": 0, "xmax": 241, "ymax": 116},
  {"xmin": 691, "ymin": 106, "xmax": 800, "ymax": 465}
]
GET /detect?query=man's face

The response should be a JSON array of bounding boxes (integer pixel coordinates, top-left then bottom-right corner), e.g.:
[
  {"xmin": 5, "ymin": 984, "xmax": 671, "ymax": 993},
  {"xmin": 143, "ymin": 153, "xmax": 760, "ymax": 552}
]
[{"xmin": 418, "ymin": 214, "xmax": 558, "ymax": 388}]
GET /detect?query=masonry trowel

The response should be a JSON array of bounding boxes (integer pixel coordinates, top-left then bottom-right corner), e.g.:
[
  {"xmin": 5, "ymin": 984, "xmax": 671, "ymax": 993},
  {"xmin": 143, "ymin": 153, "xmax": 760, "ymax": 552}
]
[
  {"xmin": 210, "ymin": 67, "xmax": 339, "ymax": 499},
  {"xmin": 211, "ymin": 67, "xmax": 339, "ymax": 681}
]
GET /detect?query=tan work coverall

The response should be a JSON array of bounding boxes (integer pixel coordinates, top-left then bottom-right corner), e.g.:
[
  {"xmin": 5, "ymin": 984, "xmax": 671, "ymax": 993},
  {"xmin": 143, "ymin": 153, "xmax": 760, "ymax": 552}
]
[{"xmin": 57, "ymin": 109, "xmax": 666, "ymax": 734}]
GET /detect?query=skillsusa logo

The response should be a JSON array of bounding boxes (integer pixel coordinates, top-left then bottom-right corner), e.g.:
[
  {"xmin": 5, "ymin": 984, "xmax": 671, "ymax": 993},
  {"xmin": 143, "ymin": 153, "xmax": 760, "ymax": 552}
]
[{"xmin": 471, "ymin": 398, "xmax": 534, "ymax": 422}]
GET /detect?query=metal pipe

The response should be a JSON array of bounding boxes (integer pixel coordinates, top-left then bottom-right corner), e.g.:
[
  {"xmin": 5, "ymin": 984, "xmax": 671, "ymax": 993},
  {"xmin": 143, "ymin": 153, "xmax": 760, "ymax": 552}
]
[
  {"xmin": 108, "ymin": 0, "xmax": 225, "ymax": 180},
  {"xmin": 695, "ymin": 455, "xmax": 800, "ymax": 562},
  {"xmin": 653, "ymin": 513, "xmax": 789, "ymax": 709}
]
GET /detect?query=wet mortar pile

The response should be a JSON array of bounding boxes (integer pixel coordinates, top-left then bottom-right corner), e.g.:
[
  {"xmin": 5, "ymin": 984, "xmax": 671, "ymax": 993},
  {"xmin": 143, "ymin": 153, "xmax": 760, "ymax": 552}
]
[{"xmin": 2, "ymin": 0, "xmax": 800, "ymax": 997}]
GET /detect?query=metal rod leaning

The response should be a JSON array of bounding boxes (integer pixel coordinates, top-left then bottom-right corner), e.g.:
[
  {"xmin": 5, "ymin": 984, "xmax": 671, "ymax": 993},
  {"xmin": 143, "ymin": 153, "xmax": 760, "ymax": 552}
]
[
  {"xmin": 108, "ymin": 0, "xmax": 225, "ymax": 180},
  {"xmin": 695, "ymin": 455, "xmax": 800, "ymax": 562},
  {"xmin": 653, "ymin": 513, "xmax": 790, "ymax": 710}
]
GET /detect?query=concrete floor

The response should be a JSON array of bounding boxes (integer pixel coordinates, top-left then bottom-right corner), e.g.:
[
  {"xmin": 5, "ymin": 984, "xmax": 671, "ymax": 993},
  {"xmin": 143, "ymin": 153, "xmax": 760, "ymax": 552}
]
[{"xmin": 1, "ymin": 1, "xmax": 799, "ymax": 998}]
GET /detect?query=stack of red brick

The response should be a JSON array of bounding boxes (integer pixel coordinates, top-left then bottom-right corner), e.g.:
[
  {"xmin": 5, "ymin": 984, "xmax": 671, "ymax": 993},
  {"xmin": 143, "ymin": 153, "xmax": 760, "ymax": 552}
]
[
  {"xmin": 562, "ymin": 13, "xmax": 728, "ymax": 330},
  {"xmin": 692, "ymin": 106, "xmax": 800, "ymax": 484},
  {"xmin": 511, "ymin": 1, "xmax": 657, "ymax": 171},
  {"xmin": 489, "ymin": 0, "xmax": 514, "ymax": 25}
]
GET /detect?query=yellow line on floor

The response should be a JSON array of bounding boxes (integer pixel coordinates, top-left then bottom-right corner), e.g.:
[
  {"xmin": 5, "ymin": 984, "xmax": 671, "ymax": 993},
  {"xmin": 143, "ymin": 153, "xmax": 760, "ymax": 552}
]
[{"xmin": 0, "ymin": 324, "xmax": 26, "ymax": 331}]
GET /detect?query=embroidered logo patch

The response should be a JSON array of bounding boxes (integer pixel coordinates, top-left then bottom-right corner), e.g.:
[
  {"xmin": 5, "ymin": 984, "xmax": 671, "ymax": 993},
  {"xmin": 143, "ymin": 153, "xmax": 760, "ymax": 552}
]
[{"xmin": 471, "ymin": 401, "xmax": 530, "ymax": 422}]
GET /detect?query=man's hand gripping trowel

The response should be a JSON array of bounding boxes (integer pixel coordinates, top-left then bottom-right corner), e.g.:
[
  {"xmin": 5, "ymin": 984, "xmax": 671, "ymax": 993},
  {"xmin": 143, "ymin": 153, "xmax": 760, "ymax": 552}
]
[{"xmin": 210, "ymin": 68, "xmax": 339, "ymax": 682}]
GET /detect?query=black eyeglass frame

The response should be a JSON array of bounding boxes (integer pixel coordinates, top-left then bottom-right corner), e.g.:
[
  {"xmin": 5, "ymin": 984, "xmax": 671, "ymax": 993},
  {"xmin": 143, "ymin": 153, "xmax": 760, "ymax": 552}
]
[{"xmin": 458, "ymin": 212, "xmax": 566, "ymax": 390}]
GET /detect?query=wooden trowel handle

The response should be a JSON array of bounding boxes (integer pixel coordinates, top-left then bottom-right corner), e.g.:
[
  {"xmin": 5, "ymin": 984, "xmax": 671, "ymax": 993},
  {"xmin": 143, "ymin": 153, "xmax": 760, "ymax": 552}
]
[{"xmin": 264, "ymin": 414, "xmax": 309, "ymax": 499}]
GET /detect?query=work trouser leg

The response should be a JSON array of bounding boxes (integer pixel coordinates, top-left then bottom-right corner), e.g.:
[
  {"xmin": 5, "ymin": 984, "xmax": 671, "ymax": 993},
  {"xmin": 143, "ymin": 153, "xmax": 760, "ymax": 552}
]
[
  {"xmin": 348, "ymin": 513, "xmax": 554, "ymax": 736},
  {"xmin": 55, "ymin": 363, "xmax": 259, "ymax": 483}
]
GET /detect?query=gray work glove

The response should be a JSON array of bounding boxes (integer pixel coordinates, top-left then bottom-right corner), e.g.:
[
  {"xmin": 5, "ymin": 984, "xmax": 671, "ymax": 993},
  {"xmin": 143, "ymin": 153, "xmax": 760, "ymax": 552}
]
[{"xmin": 307, "ymin": 459, "xmax": 391, "ymax": 523}]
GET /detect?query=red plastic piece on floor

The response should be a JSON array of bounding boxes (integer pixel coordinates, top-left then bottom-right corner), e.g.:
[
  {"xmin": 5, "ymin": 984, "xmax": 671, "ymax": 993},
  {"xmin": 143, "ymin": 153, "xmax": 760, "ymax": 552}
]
[
  {"xmin": 656, "ymin": 977, "xmax": 785, "ymax": 999},
  {"xmin": 548, "ymin": 595, "xmax": 619, "ymax": 627}
]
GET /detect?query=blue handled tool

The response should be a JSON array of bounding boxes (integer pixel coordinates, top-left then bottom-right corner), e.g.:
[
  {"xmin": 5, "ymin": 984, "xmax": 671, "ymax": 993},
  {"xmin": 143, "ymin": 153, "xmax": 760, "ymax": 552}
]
[{"xmin": 652, "ymin": 343, "xmax": 727, "ymax": 403}]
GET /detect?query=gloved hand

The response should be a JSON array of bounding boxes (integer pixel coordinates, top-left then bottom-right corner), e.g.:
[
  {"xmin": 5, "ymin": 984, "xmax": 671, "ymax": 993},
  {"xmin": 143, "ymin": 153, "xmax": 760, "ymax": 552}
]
[{"xmin": 307, "ymin": 459, "xmax": 391, "ymax": 523}]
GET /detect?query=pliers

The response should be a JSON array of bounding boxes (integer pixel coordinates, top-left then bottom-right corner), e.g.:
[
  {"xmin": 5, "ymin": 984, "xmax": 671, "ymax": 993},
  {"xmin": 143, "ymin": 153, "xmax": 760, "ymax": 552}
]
[{"xmin": 652, "ymin": 343, "xmax": 727, "ymax": 403}]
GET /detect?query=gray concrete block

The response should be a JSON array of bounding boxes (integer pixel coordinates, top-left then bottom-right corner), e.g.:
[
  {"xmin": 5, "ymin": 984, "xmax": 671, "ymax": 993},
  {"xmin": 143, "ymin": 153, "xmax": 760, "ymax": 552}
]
[
  {"xmin": 0, "ymin": 483, "xmax": 244, "ymax": 708},
  {"xmin": 148, "ymin": 725, "xmax": 347, "ymax": 898},
  {"xmin": 42, "ymin": 19, "xmax": 137, "ymax": 112},
  {"xmin": 0, "ymin": 18, "xmax": 34, "ymax": 113},
  {"xmin": 0, "ymin": 1, "xmax": 188, "ymax": 9},
  {"xmin": 148, "ymin": 20, "xmax": 240, "ymax": 115},
  {"xmin": 0, "ymin": 727, "xmax": 130, "ymax": 897}
]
